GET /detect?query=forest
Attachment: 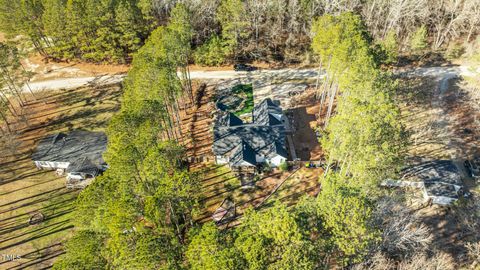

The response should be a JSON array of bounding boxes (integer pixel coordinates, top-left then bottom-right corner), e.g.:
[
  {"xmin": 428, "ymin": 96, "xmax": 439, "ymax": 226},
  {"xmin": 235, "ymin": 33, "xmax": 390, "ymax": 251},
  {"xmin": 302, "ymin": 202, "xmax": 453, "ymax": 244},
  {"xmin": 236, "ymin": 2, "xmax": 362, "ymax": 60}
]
[
  {"xmin": 1, "ymin": 0, "xmax": 479, "ymax": 64},
  {"xmin": 0, "ymin": 0, "xmax": 479, "ymax": 269}
]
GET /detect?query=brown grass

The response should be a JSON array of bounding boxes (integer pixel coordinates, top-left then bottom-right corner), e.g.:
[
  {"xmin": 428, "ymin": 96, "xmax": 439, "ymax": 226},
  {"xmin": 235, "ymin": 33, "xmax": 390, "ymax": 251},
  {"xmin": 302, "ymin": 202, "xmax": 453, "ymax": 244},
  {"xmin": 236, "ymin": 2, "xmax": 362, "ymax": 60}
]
[
  {"xmin": 0, "ymin": 84, "xmax": 122, "ymax": 269},
  {"xmin": 395, "ymin": 75, "xmax": 480, "ymax": 266}
]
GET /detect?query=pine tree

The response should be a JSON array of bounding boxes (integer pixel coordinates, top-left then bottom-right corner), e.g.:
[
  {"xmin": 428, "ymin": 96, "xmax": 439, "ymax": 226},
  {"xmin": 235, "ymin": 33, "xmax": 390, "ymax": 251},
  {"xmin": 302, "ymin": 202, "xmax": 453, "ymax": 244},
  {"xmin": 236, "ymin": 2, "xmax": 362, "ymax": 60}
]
[
  {"xmin": 216, "ymin": 0, "xmax": 248, "ymax": 58},
  {"xmin": 315, "ymin": 173, "xmax": 377, "ymax": 264},
  {"xmin": 410, "ymin": 25, "xmax": 429, "ymax": 55}
]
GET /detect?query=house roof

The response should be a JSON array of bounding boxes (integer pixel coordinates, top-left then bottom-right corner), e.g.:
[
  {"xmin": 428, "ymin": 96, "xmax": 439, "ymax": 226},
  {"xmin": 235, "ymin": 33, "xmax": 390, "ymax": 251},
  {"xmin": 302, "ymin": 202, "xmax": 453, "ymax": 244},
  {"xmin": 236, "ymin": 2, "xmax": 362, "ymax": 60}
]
[
  {"xmin": 253, "ymin": 98, "xmax": 283, "ymax": 126},
  {"xmin": 216, "ymin": 101, "xmax": 228, "ymax": 111},
  {"xmin": 405, "ymin": 160, "xmax": 463, "ymax": 203},
  {"xmin": 423, "ymin": 181, "xmax": 460, "ymax": 199},
  {"xmin": 229, "ymin": 140, "xmax": 257, "ymax": 167},
  {"xmin": 213, "ymin": 125, "xmax": 286, "ymax": 157},
  {"xmin": 215, "ymin": 111, "xmax": 243, "ymax": 127},
  {"xmin": 67, "ymin": 157, "xmax": 102, "ymax": 174},
  {"xmin": 213, "ymin": 98, "xmax": 288, "ymax": 167},
  {"xmin": 32, "ymin": 130, "xmax": 107, "ymax": 170},
  {"xmin": 408, "ymin": 160, "xmax": 462, "ymax": 186},
  {"xmin": 259, "ymin": 141, "xmax": 288, "ymax": 159}
]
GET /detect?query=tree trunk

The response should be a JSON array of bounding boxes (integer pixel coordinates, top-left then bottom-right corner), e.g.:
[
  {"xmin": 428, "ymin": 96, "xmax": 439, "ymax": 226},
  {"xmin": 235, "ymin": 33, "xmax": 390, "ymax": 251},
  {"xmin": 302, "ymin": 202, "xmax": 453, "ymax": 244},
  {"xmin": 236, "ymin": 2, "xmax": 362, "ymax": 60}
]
[
  {"xmin": 0, "ymin": 90, "xmax": 18, "ymax": 116},
  {"xmin": 315, "ymin": 59, "xmax": 323, "ymax": 96},
  {"xmin": 324, "ymin": 83, "xmax": 338, "ymax": 128}
]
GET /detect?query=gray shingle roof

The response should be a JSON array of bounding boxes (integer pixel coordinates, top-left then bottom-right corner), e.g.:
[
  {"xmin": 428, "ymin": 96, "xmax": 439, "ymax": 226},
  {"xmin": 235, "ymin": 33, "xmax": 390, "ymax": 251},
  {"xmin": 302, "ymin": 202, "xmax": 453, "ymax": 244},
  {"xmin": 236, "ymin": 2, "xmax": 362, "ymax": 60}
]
[
  {"xmin": 67, "ymin": 157, "xmax": 101, "ymax": 174},
  {"xmin": 32, "ymin": 130, "xmax": 107, "ymax": 172},
  {"xmin": 258, "ymin": 141, "xmax": 288, "ymax": 159},
  {"xmin": 213, "ymin": 125, "xmax": 285, "ymax": 156},
  {"xmin": 423, "ymin": 181, "xmax": 459, "ymax": 199},
  {"xmin": 215, "ymin": 111, "xmax": 243, "ymax": 127},
  {"xmin": 213, "ymin": 98, "xmax": 287, "ymax": 167},
  {"xmin": 406, "ymin": 160, "xmax": 463, "ymax": 201},
  {"xmin": 409, "ymin": 160, "xmax": 462, "ymax": 186},
  {"xmin": 253, "ymin": 98, "xmax": 283, "ymax": 126},
  {"xmin": 230, "ymin": 141, "xmax": 257, "ymax": 167}
]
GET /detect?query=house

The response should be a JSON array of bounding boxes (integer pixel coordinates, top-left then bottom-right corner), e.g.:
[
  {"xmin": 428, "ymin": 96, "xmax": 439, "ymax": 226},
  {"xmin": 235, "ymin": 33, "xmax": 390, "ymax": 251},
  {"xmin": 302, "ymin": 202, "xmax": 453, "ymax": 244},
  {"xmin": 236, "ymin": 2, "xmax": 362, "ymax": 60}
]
[
  {"xmin": 415, "ymin": 160, "xmax": 465, "ymax": 205},
  {"xmin": 213, "ymin": 98, "xmax": 289, "ymax": 172},
  {"xmin": 382, "ymin": 160, "xmax": 465, "ymax": 205},
  {"xmin": 31, "ymin": 130, "xmax": 107, "ymax": 188}
]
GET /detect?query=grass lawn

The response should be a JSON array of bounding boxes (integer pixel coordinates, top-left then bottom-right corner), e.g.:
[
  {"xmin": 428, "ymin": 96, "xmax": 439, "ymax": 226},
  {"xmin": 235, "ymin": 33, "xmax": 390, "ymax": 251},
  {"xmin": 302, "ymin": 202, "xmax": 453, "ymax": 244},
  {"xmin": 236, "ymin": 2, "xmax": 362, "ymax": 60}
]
[
  {"xmin": 0, "ymin": 83, "xmax": 122, "ymax": 269},
  {"xmin": 231, "ymin": 84, "xmax": 254, "ymax": 116}
]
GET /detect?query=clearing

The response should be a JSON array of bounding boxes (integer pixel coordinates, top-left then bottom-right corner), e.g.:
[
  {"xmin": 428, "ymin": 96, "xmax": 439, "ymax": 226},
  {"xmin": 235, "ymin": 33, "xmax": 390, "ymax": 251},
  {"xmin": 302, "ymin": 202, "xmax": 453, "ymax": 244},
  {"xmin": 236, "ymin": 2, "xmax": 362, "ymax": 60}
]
[{"xmin": 188, "ymin": 77, "xmax": 323, "ymax": 227}]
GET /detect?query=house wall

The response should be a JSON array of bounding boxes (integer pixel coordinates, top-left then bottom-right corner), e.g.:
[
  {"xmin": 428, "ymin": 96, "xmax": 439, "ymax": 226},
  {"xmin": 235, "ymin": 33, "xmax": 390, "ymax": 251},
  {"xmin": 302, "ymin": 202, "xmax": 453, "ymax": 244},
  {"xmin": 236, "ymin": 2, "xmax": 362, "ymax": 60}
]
[
  {"xmin": 255, "ymin": 155, "xmax": 265, "ymax": 163},
  {"xmin": 216, "ymin": 155, "xmax": 228, "ymax": 165},
  {"xmin": 431, "ymin": 195, "xmax": 457, "ymax": 206},
  {"xmin": 422, "ymin": 188, "xmax": 458, "ymax": 205},
  {"xmin": 270, "ymin": 155, "xmax": 286, "ymax": 167},
  {"xmin": 271, "ymin": 113, "xmax": 282, "ymax": 121},
  {"xmin": 35, "ymin": 161, "xmax": 70, "ymax": 170}
]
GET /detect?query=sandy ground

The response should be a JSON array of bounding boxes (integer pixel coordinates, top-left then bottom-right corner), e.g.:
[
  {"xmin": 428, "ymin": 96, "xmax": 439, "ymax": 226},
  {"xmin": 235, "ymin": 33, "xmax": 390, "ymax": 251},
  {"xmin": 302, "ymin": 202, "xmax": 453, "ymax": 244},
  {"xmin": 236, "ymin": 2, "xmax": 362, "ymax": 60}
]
[
  {"xmin": 24, "ymin": 54, "xmax": 129, "ymax": 82},
  {"xmin": 287, "ymin": 88, "xmax": 323, "ymax": 161}
]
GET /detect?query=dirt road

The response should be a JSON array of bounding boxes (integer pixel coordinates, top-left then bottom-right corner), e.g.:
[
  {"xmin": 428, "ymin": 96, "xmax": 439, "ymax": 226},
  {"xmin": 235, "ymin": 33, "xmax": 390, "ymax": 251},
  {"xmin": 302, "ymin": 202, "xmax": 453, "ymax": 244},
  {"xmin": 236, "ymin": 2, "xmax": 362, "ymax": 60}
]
[
  {"xmin": 22, "ymin": 65, "xmax": 479, "ymax": 93},
  {"xmin": 22, "ymin": 75, "xmax": 125, "ymax": 92}
]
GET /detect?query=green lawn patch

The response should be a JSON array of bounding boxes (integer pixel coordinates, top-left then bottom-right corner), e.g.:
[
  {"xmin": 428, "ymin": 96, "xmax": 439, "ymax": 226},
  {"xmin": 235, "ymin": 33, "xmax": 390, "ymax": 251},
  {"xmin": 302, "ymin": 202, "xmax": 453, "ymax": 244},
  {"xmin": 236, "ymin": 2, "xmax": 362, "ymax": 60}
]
[{"xmin": 230, "ymin": 84, "xmax": 253, "ymax": 116}]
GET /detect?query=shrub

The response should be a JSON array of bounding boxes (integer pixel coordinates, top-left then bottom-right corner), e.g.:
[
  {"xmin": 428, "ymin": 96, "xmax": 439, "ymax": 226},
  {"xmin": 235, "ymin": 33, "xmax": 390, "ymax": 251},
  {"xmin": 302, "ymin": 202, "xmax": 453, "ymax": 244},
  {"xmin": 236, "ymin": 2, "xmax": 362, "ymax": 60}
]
[
  {"xmin": 379, "ymin": 30, "xmax": 398, "ymax": 64},
  {"xmin": 445, "ymin": 42, "xmax": 465, "ymax": 60},
  {"xmin": 261, "ymin": 162, "xmax": 272, "ymax": 174},
  {"xmin": 279, "ymin": 161, "xmax": 289, "ymax": 171}
]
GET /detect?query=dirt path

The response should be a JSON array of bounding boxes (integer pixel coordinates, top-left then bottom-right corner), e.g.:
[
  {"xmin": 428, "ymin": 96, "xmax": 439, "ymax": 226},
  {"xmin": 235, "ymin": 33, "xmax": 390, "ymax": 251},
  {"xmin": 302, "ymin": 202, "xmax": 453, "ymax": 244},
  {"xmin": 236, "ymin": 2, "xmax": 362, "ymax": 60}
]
[{"xmin": 432, "ymin": 73, "xmax": 461, "ymax": 159}]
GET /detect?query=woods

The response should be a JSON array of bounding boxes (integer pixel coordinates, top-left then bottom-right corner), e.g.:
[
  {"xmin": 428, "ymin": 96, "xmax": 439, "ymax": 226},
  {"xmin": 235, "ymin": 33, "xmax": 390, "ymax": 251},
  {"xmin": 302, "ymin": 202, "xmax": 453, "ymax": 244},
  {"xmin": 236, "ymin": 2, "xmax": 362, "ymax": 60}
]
[
  {"xmin": 0, "ymin": 0, "xmax": 152, "ymax": 63},
  {"xmin": 0, "ymin": 41, "xmax": 35, "ymax": 135},
  {"xmin": 0, "ymin": 0, "xmax": 477, "ymax": 269},
  {"xmin": 53, "ymin": 4, "xmax": 199, "ymax": 269},
  {"xmin": 50, "ymin": 8, "xmax": 412, "ymax": 269},
  {"xmin": 1, "ymin": 0, "xmax": 479, "ymax": 64}
]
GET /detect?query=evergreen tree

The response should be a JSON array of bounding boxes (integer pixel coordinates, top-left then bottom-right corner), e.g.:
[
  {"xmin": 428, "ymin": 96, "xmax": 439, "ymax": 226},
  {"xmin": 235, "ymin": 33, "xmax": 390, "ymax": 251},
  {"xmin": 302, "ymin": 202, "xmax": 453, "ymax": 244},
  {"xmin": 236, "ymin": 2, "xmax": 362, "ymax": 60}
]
[
  {"xmin": 194, "ymin": 34, "xmax": 228, "ymax": 66},
  {"xmin": 235, "ymin": 203, "xmax": 317, "ymax": 269},
  {"xmin": 52, "ymin": 231, "xmax": 107, "ymax": 270},
  {"xmin": 312, "ymin": 13, "xmax": 406, "ymax": 188},
  {"xmin": 378, "ymin": 30, "xmax": 399, "ymax": 64},
  {"xmin": 216, "ymin": 0, "xmax": 248, "ymax": 58},
  {"xmin": 186, "ymin": 222, "xmax": 240, "ymax": 270},
  {"xmin": 410, "ymin": 25, "xmax": 429, "ymax": 54},
  {"xmin": 315, "ymin": 173, "xmax": 377, "ymax": 264}
]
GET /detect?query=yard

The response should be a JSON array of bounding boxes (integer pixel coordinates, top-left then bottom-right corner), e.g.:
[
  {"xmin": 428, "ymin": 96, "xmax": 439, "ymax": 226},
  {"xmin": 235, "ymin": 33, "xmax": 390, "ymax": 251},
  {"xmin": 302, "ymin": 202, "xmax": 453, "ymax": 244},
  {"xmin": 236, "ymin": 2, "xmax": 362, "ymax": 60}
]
[
  {"xmin": 215, "ymin": 83, "xmax": 254, "ymax": 118},
  {"xmin": 194, "ymin": 163, "xmax": 322, "ymax": 227},
  {"xmin": 394, "ymin": 73, "xmax": 480, "ymax": 263},
  {"xmin": 188, "ymin": 79, "xmax": 324, "ymax": 226},
  {"xmin": 0, "ymin": 83, "xmax": 122, "ymax": 269}
]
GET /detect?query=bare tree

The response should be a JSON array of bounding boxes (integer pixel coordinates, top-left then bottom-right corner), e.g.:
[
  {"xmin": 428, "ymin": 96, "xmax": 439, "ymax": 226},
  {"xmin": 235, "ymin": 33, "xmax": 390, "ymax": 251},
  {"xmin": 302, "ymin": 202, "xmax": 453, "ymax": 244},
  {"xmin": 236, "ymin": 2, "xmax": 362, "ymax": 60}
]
[{"xmin": 372, "ymin": 196, "xmax": 433, "ymax": 258}]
